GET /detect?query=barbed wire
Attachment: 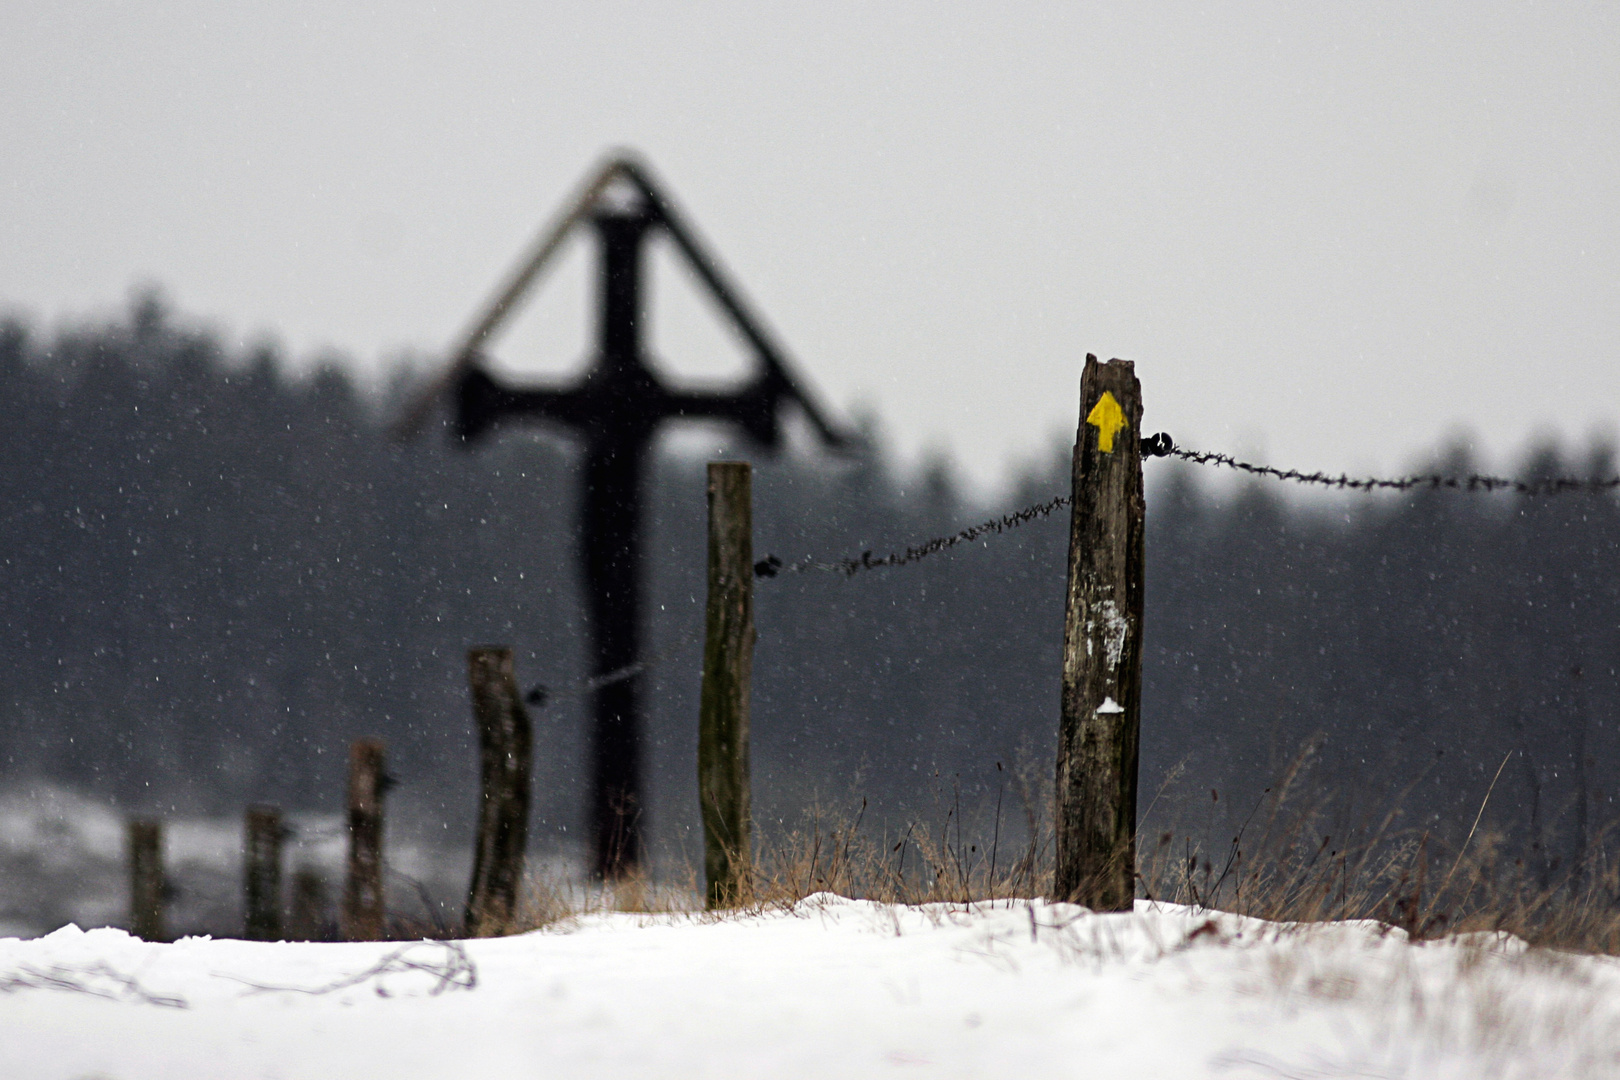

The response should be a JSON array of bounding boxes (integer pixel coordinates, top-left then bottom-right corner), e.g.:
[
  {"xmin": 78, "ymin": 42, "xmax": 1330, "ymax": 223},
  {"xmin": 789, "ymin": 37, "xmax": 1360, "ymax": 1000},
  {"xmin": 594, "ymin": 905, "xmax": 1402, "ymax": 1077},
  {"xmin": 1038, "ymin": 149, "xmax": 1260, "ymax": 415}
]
[
  {"xmin": 751, "ymin": 434, "xmax": 1178, "ymax": 580},
  {"xmin": 1168, "ymin": 446, "xmax": 1620, "ymax": 496},
  {"xmin": 754, "ymin": 493, "xmax": 1073, "ymax": 580},
  {"xmin": 754, "ymin": 433, "xmax": 1620, "ymax": 581}
]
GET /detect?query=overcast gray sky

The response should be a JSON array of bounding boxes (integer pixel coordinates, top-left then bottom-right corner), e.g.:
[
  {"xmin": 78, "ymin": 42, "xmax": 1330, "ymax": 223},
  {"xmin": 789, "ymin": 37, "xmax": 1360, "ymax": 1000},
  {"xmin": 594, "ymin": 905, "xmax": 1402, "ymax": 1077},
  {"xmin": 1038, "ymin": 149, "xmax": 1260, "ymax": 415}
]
[{"xmin": 3, "ymin": 2, "xmax": 1616, "ymax": 495}]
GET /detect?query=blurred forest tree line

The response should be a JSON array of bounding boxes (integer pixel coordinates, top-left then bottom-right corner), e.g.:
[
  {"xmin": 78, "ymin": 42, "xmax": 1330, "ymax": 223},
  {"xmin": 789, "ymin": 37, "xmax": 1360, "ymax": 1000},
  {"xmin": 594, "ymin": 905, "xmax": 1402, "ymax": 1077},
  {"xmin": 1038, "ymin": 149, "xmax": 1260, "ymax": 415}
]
[{"xmin": 1, "ymin": 296, "xmax": 1615, "ymax": 887}]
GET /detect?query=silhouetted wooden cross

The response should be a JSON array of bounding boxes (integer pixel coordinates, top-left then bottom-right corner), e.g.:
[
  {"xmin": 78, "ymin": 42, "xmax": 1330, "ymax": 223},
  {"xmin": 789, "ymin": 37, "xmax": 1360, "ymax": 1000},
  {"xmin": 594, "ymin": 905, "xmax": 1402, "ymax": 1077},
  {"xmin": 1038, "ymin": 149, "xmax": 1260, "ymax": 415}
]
[{"xmin": 400, "ymin": 154, "xmax": 846, "ymax": 878}]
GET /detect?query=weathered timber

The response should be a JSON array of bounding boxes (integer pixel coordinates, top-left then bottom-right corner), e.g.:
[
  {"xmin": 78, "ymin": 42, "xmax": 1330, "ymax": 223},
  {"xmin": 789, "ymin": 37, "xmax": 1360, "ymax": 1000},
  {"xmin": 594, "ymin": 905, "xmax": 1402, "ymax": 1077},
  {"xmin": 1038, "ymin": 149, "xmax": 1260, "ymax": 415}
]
[
  {"xmin": 1054, "ymin": 355, "xmax": 1146, "ymax": 910},
  {"xmin": 288, "ymin": 867, "xmax": 330, "ymax": 942},
  {"xmin": 464, "ymin": 646, "xmax": 534, "ymax": 936},
  {"xmin": 127, "ymin": 818, "xmax": 165, "ymax": 942},
  {"xmin": 243, "ymin": 804, "xmax": 283, "ymax": 941},
  {"xmin": 698, "ymin": 461, "xmax": 755, "ymax": 908},
  {"xmin": 342, "ymin": 739, "xmax": 388, "ymax": 941}
]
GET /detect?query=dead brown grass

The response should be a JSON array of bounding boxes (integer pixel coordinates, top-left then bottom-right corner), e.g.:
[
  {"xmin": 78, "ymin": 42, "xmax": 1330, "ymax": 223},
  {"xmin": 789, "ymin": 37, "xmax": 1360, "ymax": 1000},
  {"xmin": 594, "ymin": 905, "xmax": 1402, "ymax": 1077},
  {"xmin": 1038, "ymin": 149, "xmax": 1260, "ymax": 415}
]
[
  {"xmin": 491, "ymin": 749, "xmax": 1620, "ymax": 958},
  {"xmin": 1134, "ymin": 744, "xmax": 1620, "ymax": 957}
]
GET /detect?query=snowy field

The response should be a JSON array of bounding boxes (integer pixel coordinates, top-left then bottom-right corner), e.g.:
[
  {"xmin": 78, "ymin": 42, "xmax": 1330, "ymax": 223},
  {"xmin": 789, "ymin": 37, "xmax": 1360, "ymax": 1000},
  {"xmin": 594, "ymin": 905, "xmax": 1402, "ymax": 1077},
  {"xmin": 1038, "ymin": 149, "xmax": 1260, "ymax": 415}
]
[{"xmin": 4, "ymin": 896, "xmax": 1618, "ymax": 1080}]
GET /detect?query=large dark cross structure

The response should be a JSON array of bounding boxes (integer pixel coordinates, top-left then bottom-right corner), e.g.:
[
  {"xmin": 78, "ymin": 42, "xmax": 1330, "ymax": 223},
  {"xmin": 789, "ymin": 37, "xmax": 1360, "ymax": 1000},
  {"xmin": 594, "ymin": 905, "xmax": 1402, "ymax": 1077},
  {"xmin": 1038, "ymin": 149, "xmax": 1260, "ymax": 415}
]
[{"xmin": 400, "ymin": 154, "xmax": 846, "ymax": 878}]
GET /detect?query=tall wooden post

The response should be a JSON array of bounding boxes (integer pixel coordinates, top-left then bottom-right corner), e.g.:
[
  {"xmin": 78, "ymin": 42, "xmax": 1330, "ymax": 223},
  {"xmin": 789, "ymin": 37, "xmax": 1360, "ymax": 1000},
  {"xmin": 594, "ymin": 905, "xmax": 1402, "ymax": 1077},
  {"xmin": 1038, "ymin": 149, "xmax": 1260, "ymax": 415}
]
[
  {"xmin": 243, "ymin": 804, "xmax": 283, "ymax": 941},
  {"xmin": 127, "ymin": 818, "xmax": 165, "ymax": 942},
  {"xmin": 343, "ymin": 739, "xmax": 387, "ymax": 941},
  {"xmin": 1055, "ymin": 355, "xmax": 1146, "ymax": 910},
  {"xmin": 698, "ymin": 461, "xmax": 755, "ymax": 908},
  {"xmin": 464, "ymin": 646, "xmax": 533, "ymax": 936}
]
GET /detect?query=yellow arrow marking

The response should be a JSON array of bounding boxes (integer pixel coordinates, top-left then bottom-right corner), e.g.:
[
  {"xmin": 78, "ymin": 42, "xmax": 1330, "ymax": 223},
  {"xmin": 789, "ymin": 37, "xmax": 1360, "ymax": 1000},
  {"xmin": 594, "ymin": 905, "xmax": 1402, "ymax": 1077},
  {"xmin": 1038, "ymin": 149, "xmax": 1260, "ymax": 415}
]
[{"xmin": 1086, "ymin": 391, "xmax": 1128, "ymax": 453}]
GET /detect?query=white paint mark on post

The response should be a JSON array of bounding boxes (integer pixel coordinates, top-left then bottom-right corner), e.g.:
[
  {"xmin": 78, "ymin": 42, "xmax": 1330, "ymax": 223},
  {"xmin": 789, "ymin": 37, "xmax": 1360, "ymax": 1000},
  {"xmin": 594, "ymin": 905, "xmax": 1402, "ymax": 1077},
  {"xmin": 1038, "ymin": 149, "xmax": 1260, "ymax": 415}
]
[
  {"xmin": 1096, "ymin": 600, "xmax": 1130, "ymax": 671},
  {"xmin": 1096, "ymin": 697, "xmax": 1125, "ymax": 715}
]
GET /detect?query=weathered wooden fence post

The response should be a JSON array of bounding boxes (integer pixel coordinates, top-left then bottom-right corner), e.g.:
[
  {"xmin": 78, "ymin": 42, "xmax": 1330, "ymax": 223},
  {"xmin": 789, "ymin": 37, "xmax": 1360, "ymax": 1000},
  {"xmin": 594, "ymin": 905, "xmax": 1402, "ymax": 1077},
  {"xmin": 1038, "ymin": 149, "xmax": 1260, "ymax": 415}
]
[
  {"xmin": 464, "ymin": 646, "xmax": 533, "ymax": 937},
  {"xmin": 127, "ymin": 818, "xmax": 165, "ymax": 942},
  {"xmin": 1055, "ymin": 355, "xmax": 1146, "ymax": 910},
  {"xmin": 243, "ymin": 804, "xmax": 283, "ymax": 940},
  {"xmin": 342, "ymin": 739, "xmax": 388, "ymax": 941},
  {"xmin": 698, "ymin": 460, "xmax": 755, "ymax": 908},
  {"xmin": 288, "ymin": 866, "xmax": 329, "ymax": 942}
]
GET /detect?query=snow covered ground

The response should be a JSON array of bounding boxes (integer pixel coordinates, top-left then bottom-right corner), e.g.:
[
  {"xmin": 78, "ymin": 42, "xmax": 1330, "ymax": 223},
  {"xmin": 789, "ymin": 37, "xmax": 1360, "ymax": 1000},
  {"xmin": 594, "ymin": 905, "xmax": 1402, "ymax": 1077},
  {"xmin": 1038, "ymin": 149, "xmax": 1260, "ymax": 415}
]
[{"xmin": 4, "ymin": 896, "xmax": 1618, "ymax": 1079}]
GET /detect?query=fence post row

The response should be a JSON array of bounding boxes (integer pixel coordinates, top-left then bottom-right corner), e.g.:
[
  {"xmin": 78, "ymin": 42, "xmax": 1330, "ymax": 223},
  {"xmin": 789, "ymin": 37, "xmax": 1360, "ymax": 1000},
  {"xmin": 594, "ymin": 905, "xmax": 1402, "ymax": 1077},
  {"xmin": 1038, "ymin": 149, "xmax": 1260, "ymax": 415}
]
[
  {"xmin": 698, "ymin": 460, "xmax": 756, "ymax": 908},
  {"xmin": 342, "ymin": 739, "xmax": 387, "ymax": 941},
  {"xmin": 1055, "ymin": 355, "xmax": 1147, "ymax": 911},
  {"xmin": 127, "ymin": 817, "xmax": 165, "ymax": 942},
  {"xmin": 243, "ymin": 804, "xmax": 283, "ymax": 941},
  {"xmin": 464, "ymin": 646, "xmax": 533, "ymax": 937}
]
